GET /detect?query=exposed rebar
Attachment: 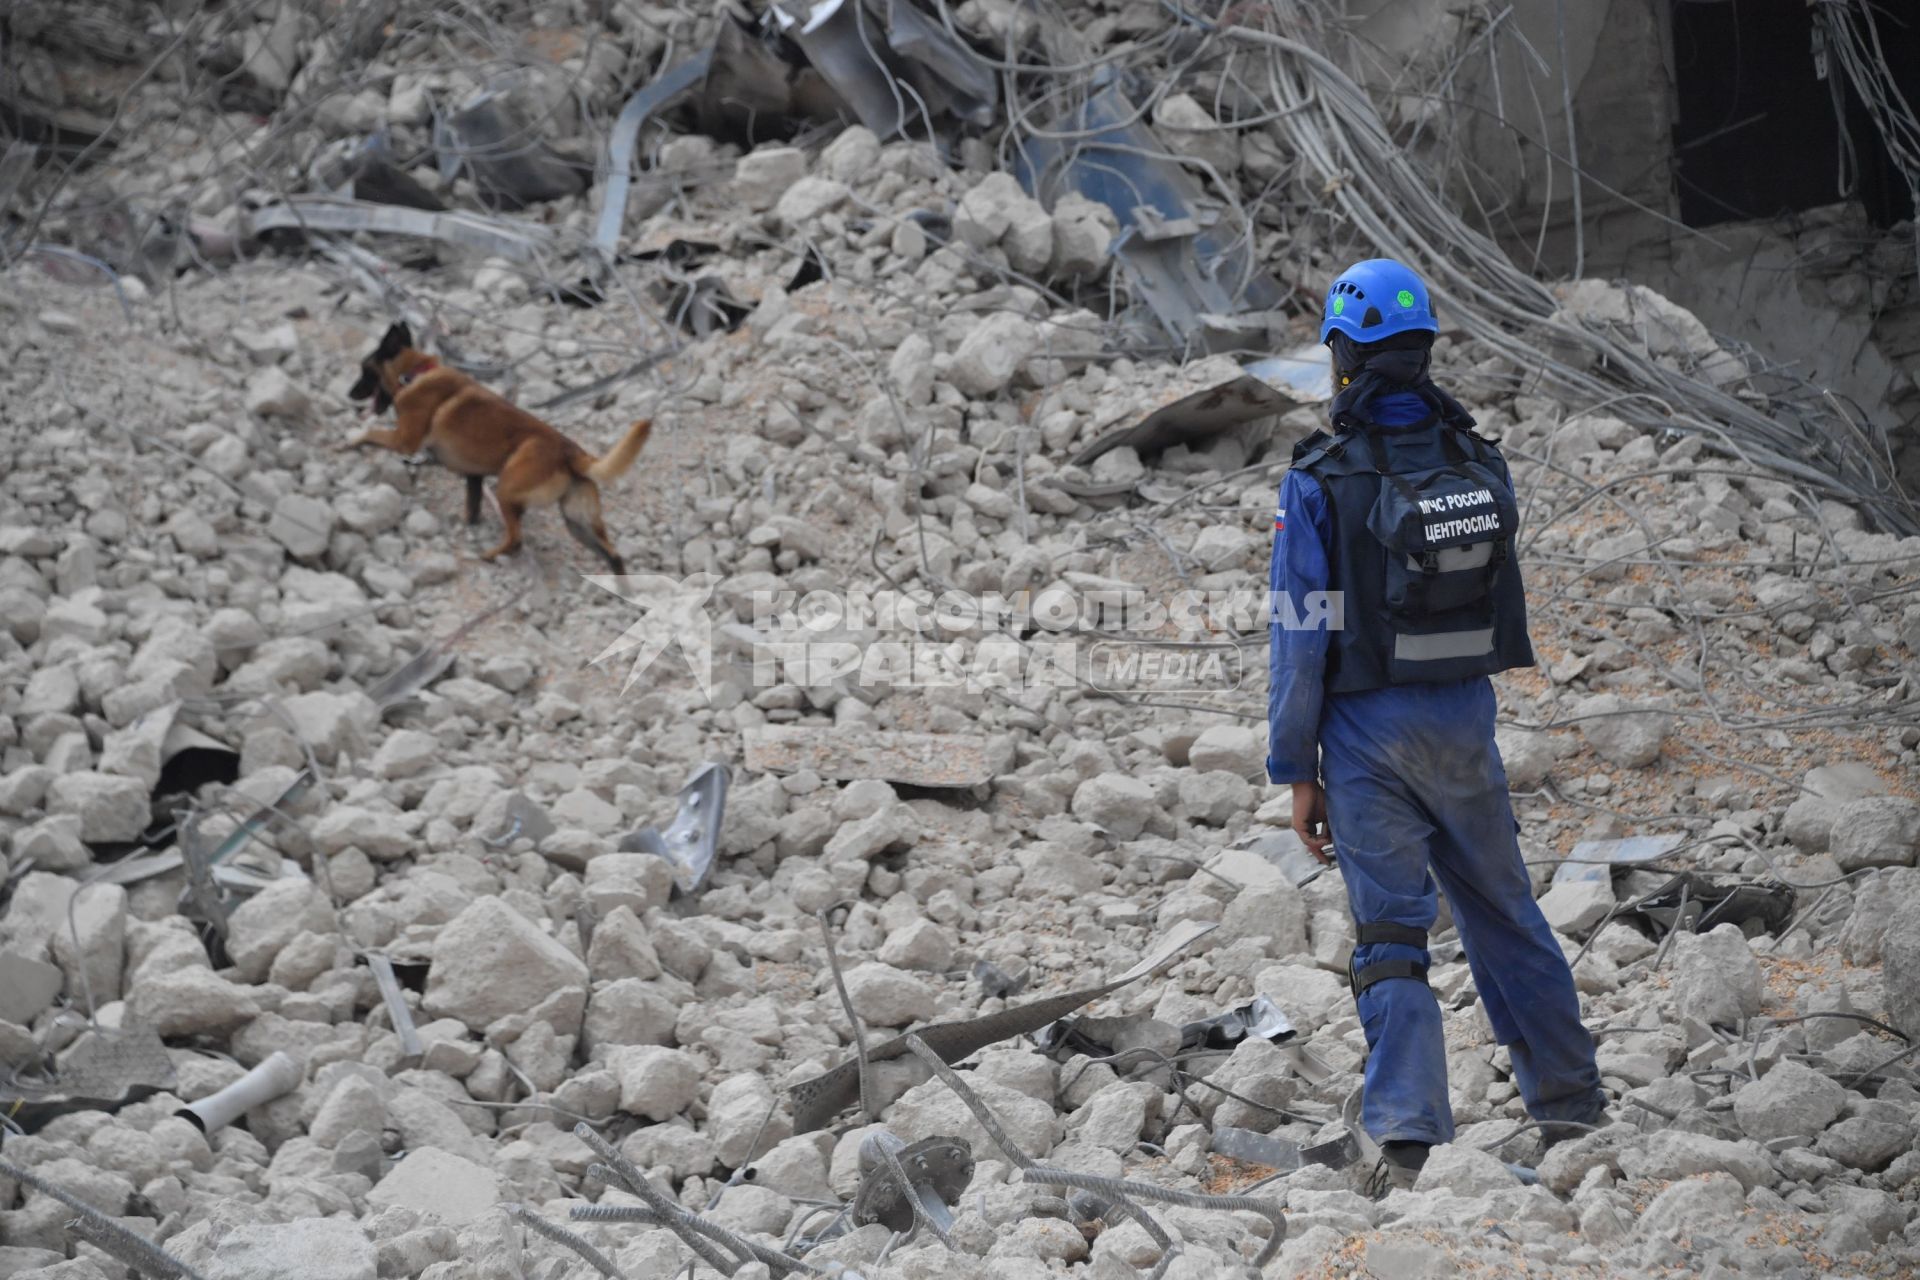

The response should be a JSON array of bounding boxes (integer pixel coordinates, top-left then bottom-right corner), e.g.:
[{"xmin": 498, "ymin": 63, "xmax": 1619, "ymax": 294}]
[
  {"xmin": 899, "ymin": 1034, "xmax": 1288, "ymax": 1268},
  {"xmin": 2, "ymin": 1160, "xmax": 208, "ymax": 1280},
  {"xmin": 504, "ymin": 1202, "xmax": 627, "ymax": 1280}
]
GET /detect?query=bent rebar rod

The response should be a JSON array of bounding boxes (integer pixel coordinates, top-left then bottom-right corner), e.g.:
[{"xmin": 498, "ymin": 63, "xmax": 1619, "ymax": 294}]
[
  {"xmin": 505, "ymin": 1203, "xmax": 627, "ymax": 1279},
  {"xmin": 570, "ymin": 1203, "xmax": 827, "ymax": 1277},
  {"xmin": 574, "ymin": 1126, "xmax": 742, "ymax": 1275},
  {"xmin": 898, "ymin": 1035, "xmax": 1287, "ymax": 1268}
]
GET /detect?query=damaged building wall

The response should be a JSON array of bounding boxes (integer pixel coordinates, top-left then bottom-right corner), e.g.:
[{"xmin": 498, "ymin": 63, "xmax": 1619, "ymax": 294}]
[
  {"xmin": 1343, "ymin": 0, "xmax": 1920, "ymax": 487},
  {"xmin": 1661, "ymin": 208, "xmax": 1919, "ymax": 479},
  {"xmin": 1343, "ymin": 0, "xmax": 1676, "ymax": 277}
]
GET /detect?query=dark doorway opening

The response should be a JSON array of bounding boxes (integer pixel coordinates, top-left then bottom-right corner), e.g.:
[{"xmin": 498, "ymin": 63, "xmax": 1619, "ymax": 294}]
[{"xmin": 1669, "ymin": 1, "xmax": 1918, "ymax": 229}]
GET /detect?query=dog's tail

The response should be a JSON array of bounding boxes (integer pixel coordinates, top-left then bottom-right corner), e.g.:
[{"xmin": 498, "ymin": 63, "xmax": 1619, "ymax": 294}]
[{"xmin": 581, "ymin": 419, "xmax": 652, "ymax": 484}]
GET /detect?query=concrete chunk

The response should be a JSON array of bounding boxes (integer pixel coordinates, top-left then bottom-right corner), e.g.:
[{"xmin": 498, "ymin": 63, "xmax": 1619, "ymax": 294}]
[
  {"xmin": 1538, "ymin": 877, "xmax": 1615, "ymax": 938},
  {"xmin": 1574, "ymin": 693, "xmax": 1670, "ymax": 768},
  {"xmin": 1829, "ymin": 795, "xmax": 1920, "ymax": 870},
  {"xmin": 125, "ymin": 967, "xmax": 259, "ymax": 1036},
  {"xmin": 824, "ymin": 804, "xmax": 921, "ymax": 863},
  {"xmin": 843, "ymin": 962, "xmax": 934, "ymax": 1026},
  {"xmin": 1070, "ymin": 772, "xmax": 1156, "ymax": 841},
  {"xmin": 948, "ymin": 313, "xmax": 1038, "ymax": 398},
  {"xmin": 744, "ymin": 724, "xmax": 1002, "ymax": 788},
  {"xmin": 1187, "ymin": 725, "xmax": 1265, "ymax": 779},
  {"xmin": 1733, "ymin": 1059, "xmax": 1846, "ymax": 1141},
  {"xmin": 423, "ymin": 898, "xmax": 587, "ymax": 1032},
  {"xmin": 608, "ymin": 1044, "xmax": 700, "ymax": 1121},
  {"xmin": 205, "ymin": 1218, "xmax": 375, "ymax": 1280},
  {"xmin": 1668, "ymin": 923, "xmax": 1761, "ymax": 1027},
  {"xmin": 1618, "ymin": 1129, "xmax": 1771, "ymax": 1190},
  {"xmin": 0, "ymin": 951, "xmax": 63, "ymax": 1025},
  {"xmin": 45, "ymin": 771, "xmax": 150, "ymax": 843},
  {"xmin": 365, "ymin": 1147, "xmax": 500, "ymax": 1224}
]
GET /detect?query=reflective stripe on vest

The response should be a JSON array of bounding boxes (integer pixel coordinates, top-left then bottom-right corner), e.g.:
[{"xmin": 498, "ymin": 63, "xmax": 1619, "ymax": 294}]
[
  {"xmin": 1393, "ymin": 627, "xmax": 1495, "ymax": 662},
  {"xmin": 1405, "ymin": 542, "xmax": 1493, "ymax": 573}
]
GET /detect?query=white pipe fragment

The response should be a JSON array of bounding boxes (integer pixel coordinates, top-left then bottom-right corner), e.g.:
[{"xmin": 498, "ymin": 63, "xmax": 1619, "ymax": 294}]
[{"xmin": 175, "ymin": 1051, "xmax": 301, "ymax": 1134}]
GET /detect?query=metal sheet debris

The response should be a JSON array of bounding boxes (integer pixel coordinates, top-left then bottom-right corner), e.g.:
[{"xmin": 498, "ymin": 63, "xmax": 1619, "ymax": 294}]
[
  {"xmin": 882, "ymin": 0, "xmax": 996, "ymax": 126},
  {"xmin": 791, "ymin": 919, "xmax": 1216, "ymax": 1133},
  {"xmin": 1630, "ymin": 872, "xmax": 1796, "ymax": 940},
  {"xmin": 368, "ymin": 953, "xmax": 423, "ymax": 1060},
  {"xmin": 177, "ymin": 808, "xmax": 234, "ymax": 941},
  {"xmin": 238, "ymin": 195, "xmax": 555, "ymax": 263},
  {"xmin": 593, "ymin": 46, "xmax": 718, "ymax": 262},
  {"xmin": 5, "ymin": 1026, "xmax": 176, "ymax": 1130},
  {"xmin": 93, "ymin": 847, "xmax": 301, "ymax": 894},
  {"xmin": 772, "ymin": 0, "xmax": 996, "ymax": 140},
  {"xmin": 1552, "ymin": 834, "xmax": 1686, "ymax": 886},
  {"xmin": 1245, "ymin": 343, "xmax": 1336, "ymax": 403},
  {"xmin": 1300, "ymin": 1130, "xmax": 1361, "ymax": 1169},
  {"xmin": 1015, "ymin": 82, "xmax": 1285, "ymax": 352},
  {"xmin": 744, "ymin": 724, "xmax": 1002, "ymax": 789},
  {"xmin": 1071, "ymin": 372, "xmax": 1295, "ymax": 469},
  {"xmin": 618, "ymin": 762, "xmax": 731, "ymax": 896},
  {"xmin": 852, "ymin": 1132, "xmax": 973, "ymax": 1234},
  {"xmin": 368, "ymin": 589, "xmax": 526, "ymax": 710},
  {"xmin": 774, "ymin": 0, "xmax": 910, "ymax": 140},
  {"xmin": 1224, "ymin": 830, "xmax": 1327, "ymax": 888},
  {"xmin": 1210, "ymin": 1127, "xmax": 1303, "ymax": 1173},
  {"xmin": 438, "ymin": 90, "xmax": 588, "ymax": 211},
  {"xmin": 1179, "ymin": 995, "xmax": 1295, "ymax": 1052},
  {"xmin": 169, "ymin": 730, "xmax": 318, "ymax": 935},
  {"xmin": 1276, "ymin": 1042, "xmax": 1338, "ymax": 1089},
  {"xmin": 971, "ymin": 959, "xmax": 1028, "ymax": 999}
]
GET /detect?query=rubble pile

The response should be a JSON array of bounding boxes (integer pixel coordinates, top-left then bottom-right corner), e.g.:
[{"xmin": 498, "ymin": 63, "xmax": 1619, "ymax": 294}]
[{"xmin": 3, "ymin": 2, "xmax": 1920, "ymax": 1278}]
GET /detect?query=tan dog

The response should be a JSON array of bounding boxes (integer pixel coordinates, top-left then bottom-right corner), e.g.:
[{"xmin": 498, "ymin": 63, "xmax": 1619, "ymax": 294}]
[{"xmin": 344, "ymin": 322, "xmax": 650, "ymax": 573}]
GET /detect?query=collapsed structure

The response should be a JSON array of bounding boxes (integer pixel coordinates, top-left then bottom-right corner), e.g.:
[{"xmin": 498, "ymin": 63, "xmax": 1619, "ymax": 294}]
[{"xmin": 2, "ymin": 1, "xmax": 1920, "ymax": 1277}]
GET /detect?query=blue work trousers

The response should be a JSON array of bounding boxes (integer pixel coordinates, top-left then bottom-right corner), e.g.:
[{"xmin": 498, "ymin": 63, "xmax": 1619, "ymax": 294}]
[{"xmin": 1321, "ymin": 677, "xmax": 1604, "ymax": 1145}]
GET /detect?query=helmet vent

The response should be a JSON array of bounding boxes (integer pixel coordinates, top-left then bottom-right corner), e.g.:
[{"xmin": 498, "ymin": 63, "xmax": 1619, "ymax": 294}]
[{"xmin": 1362, "ymin": 306, "xmax": 1383, "ymax": 328}]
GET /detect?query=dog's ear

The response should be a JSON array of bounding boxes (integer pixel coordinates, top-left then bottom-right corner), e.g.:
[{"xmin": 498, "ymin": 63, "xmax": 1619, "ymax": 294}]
[{"xmin": 376, "ymin": 322, "xmax": 412, "ymax": 359}]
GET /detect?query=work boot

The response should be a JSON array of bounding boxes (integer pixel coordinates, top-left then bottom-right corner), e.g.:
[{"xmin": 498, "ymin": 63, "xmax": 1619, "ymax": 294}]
[
  {"xmin": 1525, "ymin": 1116, "xmax": 1605, "ymax": 1168},
  {"xmin": 1364, "ymin": 1140, "xmax": 1430, "ymax": 1199}
]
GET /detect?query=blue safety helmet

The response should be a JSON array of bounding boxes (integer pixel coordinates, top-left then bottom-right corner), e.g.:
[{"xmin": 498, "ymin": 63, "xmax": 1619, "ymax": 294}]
[{"xmin": 1319, "ymin": 258, "xmax": 1438, "ymax": 345}]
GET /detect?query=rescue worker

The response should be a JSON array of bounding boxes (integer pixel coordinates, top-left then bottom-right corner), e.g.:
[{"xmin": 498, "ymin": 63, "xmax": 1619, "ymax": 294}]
[{"xmin": 1266, "ymin": 259, "xmax": 1605, "ymax": 1193}]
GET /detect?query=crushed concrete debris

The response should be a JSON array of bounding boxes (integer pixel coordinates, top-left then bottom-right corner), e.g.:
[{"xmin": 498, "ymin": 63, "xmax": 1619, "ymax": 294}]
[
  {"xmin": 1, "ymin": 3, "xmax": 1918, "ymax": 1278},
  {"xmin": 744, "ymin": 724, "xmax": 1005, "ymax": 789}
]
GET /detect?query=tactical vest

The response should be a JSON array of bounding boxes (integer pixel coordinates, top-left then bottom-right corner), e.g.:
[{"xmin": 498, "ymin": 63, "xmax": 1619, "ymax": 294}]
[{"xmin": 1291, "ymin": 398, "xmax": 1535, "ymax": 694}]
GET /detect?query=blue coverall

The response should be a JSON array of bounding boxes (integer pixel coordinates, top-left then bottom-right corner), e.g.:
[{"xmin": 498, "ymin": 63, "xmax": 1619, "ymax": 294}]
[{"xmin": 1266, "ymin": 391, "xmax": 1605, "ymax": 1146}]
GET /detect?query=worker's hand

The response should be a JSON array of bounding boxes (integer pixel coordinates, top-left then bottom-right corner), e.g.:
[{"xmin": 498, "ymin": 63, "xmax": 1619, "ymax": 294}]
[{"xmin": 1291, "ymin": 780, "xmax": 1333, "ymax": 863}]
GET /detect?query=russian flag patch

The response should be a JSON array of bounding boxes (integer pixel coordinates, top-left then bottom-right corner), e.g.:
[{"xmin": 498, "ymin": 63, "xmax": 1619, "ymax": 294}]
[{"xmin": 1274, "ymin": 506, "xmax": 1286, "ymax": 532}]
